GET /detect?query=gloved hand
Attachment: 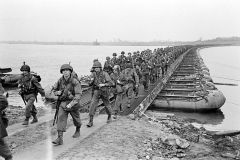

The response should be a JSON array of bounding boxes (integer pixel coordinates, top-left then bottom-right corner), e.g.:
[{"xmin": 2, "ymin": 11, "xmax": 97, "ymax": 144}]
[
  {"xmin": 55, "ymin": 91, "xmax": 63, "ymax": 96},
  {"xmin": 66, "ymin": 104, "xmax": 72, "ymax": 109}
]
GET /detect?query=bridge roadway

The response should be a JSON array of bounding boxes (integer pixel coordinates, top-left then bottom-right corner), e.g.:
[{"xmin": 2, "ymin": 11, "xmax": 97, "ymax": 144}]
[{"xmin": 120, "ymin": 48, "xmax": 193, "ymax": 116}]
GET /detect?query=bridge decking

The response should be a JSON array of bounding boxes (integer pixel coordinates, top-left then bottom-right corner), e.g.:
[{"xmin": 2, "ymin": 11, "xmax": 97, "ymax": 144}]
[{"xmin": 119, "ymin": 48, "xmax": 193, "ymax": 116}]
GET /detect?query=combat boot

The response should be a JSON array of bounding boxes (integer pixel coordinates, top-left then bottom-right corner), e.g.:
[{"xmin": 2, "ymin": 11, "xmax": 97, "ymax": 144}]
[
  {"xmin": 86, "ymin": 115, "xmax": 93, "ymax": 127},
  {"xmin": 52, "ymin": 131, "xmax": 63, "ymax": 145},
  {"xmin": 107, "ymin": 114, "xmax": 112, "ymax": 123},
  {"xmin": 22, "ymin": 117, "xmax": 29, "ymax": 125},
  {"xmin": 31, "ymin": 115, "xmax": 38, "ymax": 124},
  {"xmin": 113, "ymin": 111, "xmax": 118, "ymax": 119},
  {"xmin": 72, "ymin": 126, "xmax": 81, "ymax": 138}
]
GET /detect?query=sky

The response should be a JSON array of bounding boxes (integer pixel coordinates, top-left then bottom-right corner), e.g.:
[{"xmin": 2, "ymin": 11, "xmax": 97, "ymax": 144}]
[{"xmin": 0, "ymin": 0, "xmax": 240, "ymax": 42}]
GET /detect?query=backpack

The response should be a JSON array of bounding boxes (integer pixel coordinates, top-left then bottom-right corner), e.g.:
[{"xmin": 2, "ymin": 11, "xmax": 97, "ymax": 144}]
[{"xmin": 31, "ymin": 71, "xmax": 41, "ymax": 82}]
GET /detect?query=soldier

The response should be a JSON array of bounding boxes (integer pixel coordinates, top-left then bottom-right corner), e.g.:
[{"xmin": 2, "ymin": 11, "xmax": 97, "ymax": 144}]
[
  {"xmin": 0, "ymin": 82, "xmax": 13, "ymax": 160},
  {"xmin": 126, "ymin": 52, "xmax": 133, "ymax": 64},
  {"xmin": 118, "ymin": 51, "xmax": 127, "ymax": 71},
  {"xmin": 17, "ymin": 63, "xmax": 45, "ymax": 125},
  {"xmin": 52, "ymin": 64, "xmax": 82, "ymax": 145},
  {"xmin": 134, "ymin": 63, "xmax": 142, "ymax": 99},
  {"xmin": 122, "ymin": 63, "xmax": 139, "ymax": 108},
  {"xmin": 141, "ymin": 60, "xmax": 150, "ymax": 91},
  {"xmin": 110, "ymin": 65, "xmax": 124, "ymax": 119},
  {"xmin": 103, "ymin": 56, "xmax": 113, "ymax": 75},
  {"xmin": 111, "ymin": 53, "xmax": 118, "ymax": 66},
  {"xmin": 87, "ymin": 61, "xmax": 114, "ymax": 127}
]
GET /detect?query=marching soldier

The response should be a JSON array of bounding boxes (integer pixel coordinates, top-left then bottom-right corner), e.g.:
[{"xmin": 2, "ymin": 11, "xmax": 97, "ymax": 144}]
[
  {"xmin": 118, "ymin": 51, "xmax": 127, "ymax": 71},
  {"xmin": 141, "ymin": 60, "xmax": 150, "ymax": 91},
  {"xmin": 87, "ymin": 61, "xmax": 114, "ymax": 127},
  {"xmin": 52, "ymin": 64, "xmax": 82, "ymax": 145},
  {"xmin": 103, "ymin": 56, "xmax": 113, "ymax": 75},
  {"xmin": 17, "ymin": 62, "xmax": 45, "ymax": 125},
  {"xmin": 122, "ymin": 63, "xmax": 139, "ymax": 108},
  {"xmin": 111, "ymin": 53, "xmax": 119, "ymax": 66},
  {"xmin": 134, "ymin": 64, "xmax": 142, "ymax": 99},
  {"xmin": 110, "ymin": 65, "xmax": 124, "ymax": 119}
]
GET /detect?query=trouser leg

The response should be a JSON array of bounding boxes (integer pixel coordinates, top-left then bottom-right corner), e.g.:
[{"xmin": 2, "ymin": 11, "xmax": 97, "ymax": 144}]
[
  {"xmin": 89, "ymin": 91, "xmax": 100, "ymax": 116},
  {"xmin": 25, "ymin": 96, "xmax": 36, "ymax": 118},
  {"xmin": 101, "ymin": 92, "xmax": 112, "ymax": 116},
  {"xmin": 113, "ymin": 93, "xmax": 123, "ymax": 114},
  {"xmin": 0, "ymin": 138, "xmax": 12, "ymax": 160},
  {"xmin": 126, "ymin": 84, "xmax": 133, "ymax": 107},
  {"xmin": 70, "ymin": 109, "xmax": 82, "ymax": 127},
  {"xmin": 56, "ymin": 106, "xmax": 68, "ymax": 132}
]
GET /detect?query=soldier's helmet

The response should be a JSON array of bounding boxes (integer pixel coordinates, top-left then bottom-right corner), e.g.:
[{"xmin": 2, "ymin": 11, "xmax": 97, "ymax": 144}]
[
  {"xmin": 112, "ymin": 53, "xmax": 117, "ymax": 56},
  {"xmin": 106, "ymin": 56, "xmax": 111, "ymax": 60},
  {"xmin": 60, "ymin": 64, "xmax": 73, "ymax": 73},
  {"xmin": 92, "ymin": 61, "xmax": 102, "ymax": 68},
  {"xmin": 93, "ymin": 59, "xmax": 98, "ymax": 62},
  {"xmin": 128, "ymin": 52, "xmax": 131, "ymax": 55},
  {"xmin": 121, "ymin": 51, "xmax": 125, "ymax": 55},
  {"xmin": 20, "ymin": 62, "xmax": 30, "ymax": 72}
]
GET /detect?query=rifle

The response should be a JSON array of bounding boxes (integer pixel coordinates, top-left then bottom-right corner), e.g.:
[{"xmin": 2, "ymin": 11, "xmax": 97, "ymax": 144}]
[
  {"xmin": 53, "ymin": 90, "xmax": 63, "ymax": 126},
  {"xmin": 19, "ymin": 85, "xmax": 27, "ymax": 105},
  {"xmin": 53, "ymin": 97, "xmax": 61, "ymax": 126}
]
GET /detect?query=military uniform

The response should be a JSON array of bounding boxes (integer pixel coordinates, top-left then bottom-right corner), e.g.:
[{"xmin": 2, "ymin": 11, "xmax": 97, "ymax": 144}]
[
  {"xmin": 110, "ymin": 66, "xmax": 124, "ymax": 118},
  {"xmin": 122, "ymin": 63, "xmax": 139, "ymax": 107},
  {"xmin": 87, "ymin": 61, "xmax": 114, "ymax": 127},
  {"xmin": 0, "ymin": 83, "xmax": 13, "ymax": 160},
  {"xmin": 141, "ymin": 61, "xmax": 150, "ymax": 91},
  {"xmin": 52, "ymin": 64, "xmax": 82, "ymax": 145},
  {"xmin": 17, "ymin": 65, "xmax": 45, "ymax": 125}
]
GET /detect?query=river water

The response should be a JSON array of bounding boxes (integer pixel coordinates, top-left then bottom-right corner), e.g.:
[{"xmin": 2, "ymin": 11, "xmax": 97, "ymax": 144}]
[
  {"xmin": 1, "ymin": 44, "xmax": 240, "ymax": 131},
  {"xmin": 0, "ymin": 44, "xmax": 165, "ymax": 106},
  {"xmin": 150, "ymin": 46, "xmax": 240, "ymax": 131}
]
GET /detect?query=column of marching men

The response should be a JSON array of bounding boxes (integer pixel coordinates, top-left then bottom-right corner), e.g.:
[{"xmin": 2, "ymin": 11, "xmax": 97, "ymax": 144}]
[{"xmin": 0, "ymin": 46, "xmax": 190, "ymax": 159}]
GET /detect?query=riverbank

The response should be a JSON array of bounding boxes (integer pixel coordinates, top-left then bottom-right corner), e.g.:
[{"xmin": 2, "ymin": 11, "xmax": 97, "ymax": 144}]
[{"xmin": 3, "ymin": 104, "xmax": 240, "ymax": 160}]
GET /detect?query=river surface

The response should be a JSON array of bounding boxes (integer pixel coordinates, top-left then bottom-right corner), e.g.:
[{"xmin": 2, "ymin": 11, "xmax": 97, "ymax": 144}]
[
  {"xmin": 150, "ymin": 46, "xmax": 240, "ymax": 131},
  {"xmin": 0, "ymin": 44, "xmax": 165, "ymax": 106},
  {"xmin": 1, "ymin": 44, "xmax": 240, "ymax": 131}
]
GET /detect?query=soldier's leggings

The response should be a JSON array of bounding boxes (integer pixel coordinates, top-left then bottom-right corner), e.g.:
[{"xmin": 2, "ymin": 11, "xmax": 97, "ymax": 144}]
[
  {"xmin": 125, "ymin": 83, "xmax": 134, "ymax": 105},
  {"xmin": 57, "ymin": 104, "xmax": 82, "ymax": 132},
  {"xmin": 89, "ymin": 90, "xmax": 112, "ymax": 116},
  {"xmin": 142, "ymin": 74, "xmax": 150, "ymax": 90},
  {"xmin": 0, "ymin": 138, "xmax": 12, "ymax": 159},
  {"xmin": 24, "ymin": 95, "xmax": 37, "ymax": 118},
  {"xmin": 113, "ymin": 93, "xmax": 123, "ymax": 114}
]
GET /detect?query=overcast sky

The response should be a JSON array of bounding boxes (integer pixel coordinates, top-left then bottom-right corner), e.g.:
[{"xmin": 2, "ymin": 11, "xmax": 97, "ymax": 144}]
[{"xmin": 0, "ymin": 0, "xmax": 239, "ymax": 42}]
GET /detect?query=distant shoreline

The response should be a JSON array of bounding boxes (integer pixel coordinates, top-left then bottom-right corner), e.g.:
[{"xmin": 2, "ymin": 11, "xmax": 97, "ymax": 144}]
[{"xmin": 0, "ymin": 41, "xmax": 240, "ymax": 46}]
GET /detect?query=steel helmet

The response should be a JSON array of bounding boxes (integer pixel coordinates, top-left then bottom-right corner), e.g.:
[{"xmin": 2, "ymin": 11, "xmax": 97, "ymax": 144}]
[
  {"xmin": 112, "ymin": 53, "xmax": 117, "ymax": 56},
  {"xmin": 20, "ymin": 62, "xmax": 30, "ymax": 72},
  {"xmin": 106, "ymin": 56, "xmax": 111, "ymax": 60},
  {"xmin": 60, "ymin": 64, "xmax": 73, "ymax": 73},
  {"xmin": 92, "ymin": 61, "xmax": 102, "ymax": 68},
  {"xmin": 121, "ymin": 51, "xmax": 125, "ymax": 55}
]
